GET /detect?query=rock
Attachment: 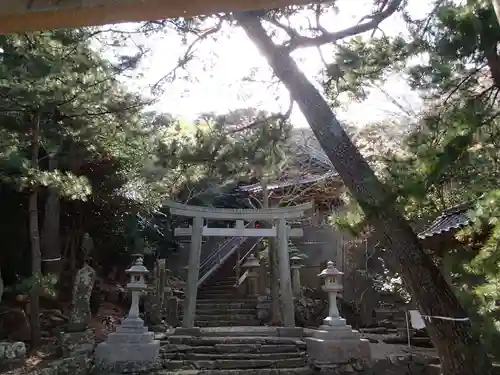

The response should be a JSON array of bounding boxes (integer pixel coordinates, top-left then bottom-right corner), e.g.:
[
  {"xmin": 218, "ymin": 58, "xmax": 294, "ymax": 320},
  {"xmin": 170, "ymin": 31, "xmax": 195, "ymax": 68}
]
[
  {"xmin": 58, "ymin": 328, "xmax": 95, "ymax": 357},
  {"xmin": 0, "ymin": 341, "xmax": 26, "ymax": 370},
  {"xmin": 27, "ymin": 354, "xmax": 92, "ymax": 375},
  {"xmin": 294, "ymin": 297, "xmax": 328, "ymax": 327},
  {"xmin": 0, "ymin": 341, "xmax": 26, "ymax": 360},
  {"xmin": 67, "ymin": 264, "xmax": 96, "ymax": 332},
  {"xmin": 0, "ymin": 308, "xmax": 31, "ymax": 341}
]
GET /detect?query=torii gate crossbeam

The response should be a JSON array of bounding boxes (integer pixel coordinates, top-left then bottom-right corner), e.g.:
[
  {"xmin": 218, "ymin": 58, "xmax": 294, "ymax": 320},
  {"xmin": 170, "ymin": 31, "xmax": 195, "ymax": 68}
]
[{"xmin": 0, "ymin": 0, "xmax": 312, "ymax": 34}]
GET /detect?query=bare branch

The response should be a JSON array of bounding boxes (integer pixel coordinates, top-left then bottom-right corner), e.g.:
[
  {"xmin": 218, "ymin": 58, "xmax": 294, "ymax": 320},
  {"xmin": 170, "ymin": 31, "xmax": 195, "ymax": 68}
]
[
  {"xmin": 151, "ymin": 18, "xmax": 224, "ymax": 92},
  {"xmin": 264, "ymin": 16, "xmax": 301, "ymax": 39},
  {"xmin": 280, "ymin": 0, "xmax": 403, "ymax": 52}
]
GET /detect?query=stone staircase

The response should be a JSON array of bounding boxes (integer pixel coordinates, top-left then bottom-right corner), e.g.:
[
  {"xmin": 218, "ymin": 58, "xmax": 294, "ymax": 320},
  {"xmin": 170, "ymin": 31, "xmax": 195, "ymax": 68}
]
[
  {"xmin": 195, "ymin": 278, "xmax": 260, "ymax": 327},
  {"xmin": 180, "ymin": 258, "xmax": 261, "ymax": 327},
  {"xmin": 159, "ymin": 327, "xmax": 311, "ymax": 375}
]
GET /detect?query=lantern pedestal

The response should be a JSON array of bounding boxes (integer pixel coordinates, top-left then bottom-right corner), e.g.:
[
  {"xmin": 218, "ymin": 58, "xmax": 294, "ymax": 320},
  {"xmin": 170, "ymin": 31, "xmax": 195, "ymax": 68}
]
[
  {"xmin": 305, "ymin": 331, "xmax": 371, "ymax": 370},
  {"xmin": 305, "ymin": 261, "xmax": 371, "ymax": 371},
  {"xmin": 95, "ymin": 258, "xmax": 160, "ymax": 373}
]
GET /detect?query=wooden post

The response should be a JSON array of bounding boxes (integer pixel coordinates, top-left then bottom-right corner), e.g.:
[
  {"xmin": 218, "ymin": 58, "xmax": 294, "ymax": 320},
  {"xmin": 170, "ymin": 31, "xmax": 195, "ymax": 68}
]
[
  {"xmin": 277, "ymin": 218, "xmax": 295, "ymax": 327},
  {"xmin": 182, "ymin": 216, "xmax": 203, "ymax": 328}
]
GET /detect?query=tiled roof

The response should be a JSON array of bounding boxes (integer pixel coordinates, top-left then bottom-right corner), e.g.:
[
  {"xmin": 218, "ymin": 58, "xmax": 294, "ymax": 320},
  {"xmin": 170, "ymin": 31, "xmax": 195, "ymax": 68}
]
[
  {"xmin": 417, "ymin": 202, "xmax": 473, "ymax": 240},
  {"xmin": 238, "ymin": 171, "xmax": 338, "ymax": 193},
  {"xmin": 239, "ymin": 131, "xmax": 338, "ymax": 193}
]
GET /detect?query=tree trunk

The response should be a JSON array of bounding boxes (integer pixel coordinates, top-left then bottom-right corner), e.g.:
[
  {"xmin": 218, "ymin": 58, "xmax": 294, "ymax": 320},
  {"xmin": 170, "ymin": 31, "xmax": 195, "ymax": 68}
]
[
  {"xmin": 492, "ymin": 0, "xmax": 500, "ymax": 26},
  {"xmin": 0, "ymin": 266, "xmax": 4, "ymax": 303},
  {"xmin": 235, "ymin": 12, "xmax": 493, "ymax": 375},
  {"xmin": 42, "ymin": 155, "xmax": 61, "ymax": 276},
  {"xmin": 261, "ymin": 179, "xmax": 282, "ymax": 324},
  {"xmin": 29, "ymin": 112, "xmax": 42, "ymax": 350}
]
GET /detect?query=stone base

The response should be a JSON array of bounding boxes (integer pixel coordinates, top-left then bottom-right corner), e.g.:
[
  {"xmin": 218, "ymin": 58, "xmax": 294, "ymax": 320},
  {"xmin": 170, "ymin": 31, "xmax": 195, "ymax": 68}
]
[
  {"xmin": 59, "ymin": 328, "xmax": 95, "ymax": 357},
  {"xmin": 94, "ymin": 317, "xmax": 160, "ymax": 373},
  {"xmin": 305, "ymin": 319, "xmax": 371, "ymax": 368}
]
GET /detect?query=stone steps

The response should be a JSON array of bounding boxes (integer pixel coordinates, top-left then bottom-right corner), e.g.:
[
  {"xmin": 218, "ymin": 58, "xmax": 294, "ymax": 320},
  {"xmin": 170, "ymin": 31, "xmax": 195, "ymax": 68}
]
[
  {"xmin": 196, "ymin": 320, "xmax": 261, "ymax": 327},
  {"xmin": 193, "ymin": 306, "xmax": 256, "ymax": 312},
  {"xmin": 194, "ymin": 314, "xmax": 257, "ymax": 321},
  {"xmin": 200, "ymin": 284, "xmax": 236, "ymax": 290},
  {"xmin": 192, "ymin": 302, "xmax": 257, "ymax": 309},
  {"xmin": 190, "ymin": 308, "xmax": 257, "ymax": 315},
  {"xmin": 162, "ymin": 344, "xmax": 302, "ymax": 354},
  {"xmin": 194, "ymin": 270, "xmax": 258, "ymax": 327},
  {"xmin": 157, "ymin": 368, "xmax": 312, "ymax": 375},
  {"xmin": 159, "ymin": 333, "xmax": 308, "ymax": 373},
  {"xmin": 183, "ymin": 352, "xmax": 306, "ymax": 360},
  {"xmin": 198, "ymin": 294, "xmax": 238, "ymax": 299},
  {"xmin": 165, "ymin": 336, "xmax": 307, "ymax": 346},
  {"xmin": 164, "ymin": 358, "xmax": 307, "ymax": 370}
]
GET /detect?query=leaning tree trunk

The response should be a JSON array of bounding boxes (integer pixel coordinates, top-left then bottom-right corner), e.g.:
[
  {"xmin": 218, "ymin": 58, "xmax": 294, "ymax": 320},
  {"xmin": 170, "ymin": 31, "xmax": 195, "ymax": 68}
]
[
  {"xmin": 29, "ymin": 112, "xmax": 42, "ymax": 349},
  {"xmin": 235, "ymin": 12, "xmax": 493, "ymax": 375},
  {"xmin": 42, "ymin": 154, "xmax": 61, "ymax": 277}
]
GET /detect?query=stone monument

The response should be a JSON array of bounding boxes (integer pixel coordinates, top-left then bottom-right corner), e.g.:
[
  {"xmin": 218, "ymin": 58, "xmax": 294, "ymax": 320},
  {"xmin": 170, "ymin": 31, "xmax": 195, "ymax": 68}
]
[
  {"xmin": 305, "ymin": 261, "xmax": 371, "ymax": 372},
  {"xmin": 59, "ymin": 261, "xmax": 96, "ymax": 357},
  {"xmin": 95, "ymin": 257, "xmax": 160, "ymax": 373}
]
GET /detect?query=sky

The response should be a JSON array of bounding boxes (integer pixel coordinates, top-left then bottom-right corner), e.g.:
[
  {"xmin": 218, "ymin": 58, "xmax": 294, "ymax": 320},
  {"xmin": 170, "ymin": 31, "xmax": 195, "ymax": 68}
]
[{"xmin": 104, "ymin": 0, "xmax": 434, "ymax": 128}]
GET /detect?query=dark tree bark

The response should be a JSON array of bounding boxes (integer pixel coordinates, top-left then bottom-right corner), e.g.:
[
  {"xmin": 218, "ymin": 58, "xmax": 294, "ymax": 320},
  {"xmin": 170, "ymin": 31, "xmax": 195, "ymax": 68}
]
[
  {"xmin": 42, "ymin": 154, "xmax": 62, "ymax": 276},
  {"xmin": 29, "ymin": 112, "xmax": 42, "ymax": 349},
  {"xmin": 234, "ymin": 12, "xmax": 493, "ymax": 375}
]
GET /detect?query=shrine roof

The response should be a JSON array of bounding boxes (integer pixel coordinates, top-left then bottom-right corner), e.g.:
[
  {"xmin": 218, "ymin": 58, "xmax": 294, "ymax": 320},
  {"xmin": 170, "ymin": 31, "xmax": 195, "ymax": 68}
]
[
  {"xmin": 417, "ymin": 202, "xmax": 473, "ymax": 240},
  {"xmin": 238, "ymin": 171, "xmax": 338, "ymax": 193},
  {"xmin": 239, "ymin": 129, "xmax": 339, "ymax": 193}
]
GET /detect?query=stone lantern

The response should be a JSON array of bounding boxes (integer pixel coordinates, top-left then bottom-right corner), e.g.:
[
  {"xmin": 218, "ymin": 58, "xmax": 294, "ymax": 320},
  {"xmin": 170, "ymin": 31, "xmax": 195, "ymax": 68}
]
[
  {"xmin": 242, "ymin": 253, "xmax": 260, "ymax": 296},
  {"xmin": 304, "ymin": 261, "xmax": 371, "ymax": 368},
  {"xmin": 126, "ymin": 257, "xmax": 149, "ymax": 320},
  {"xmin": 95, "ymin": 257, "xmax": 160, "ymax": 373},
  {"xmin": 290, "ymin": 255, "xmax": 303, "ymax": 297},
  {"xmin": 318, "ymin": 261, "xmax": 344, "ymax": 329}
]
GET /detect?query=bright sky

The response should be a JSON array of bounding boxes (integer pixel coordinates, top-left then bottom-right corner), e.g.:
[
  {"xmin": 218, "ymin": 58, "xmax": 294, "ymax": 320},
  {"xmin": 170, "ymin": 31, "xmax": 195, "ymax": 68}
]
[{"xmin": 106, "ymin": 0, "xmax": 433, "ymax": 127}]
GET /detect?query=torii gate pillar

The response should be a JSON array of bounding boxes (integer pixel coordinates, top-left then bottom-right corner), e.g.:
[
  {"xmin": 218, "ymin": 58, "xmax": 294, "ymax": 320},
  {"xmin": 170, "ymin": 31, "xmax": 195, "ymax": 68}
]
[
  {"xmin": 183, "ymin": 216, "xmax": 203, "ymax": 328},
  {"xmin": 277, "ymin": 218, "xmax": 295, "ymax": 327}
]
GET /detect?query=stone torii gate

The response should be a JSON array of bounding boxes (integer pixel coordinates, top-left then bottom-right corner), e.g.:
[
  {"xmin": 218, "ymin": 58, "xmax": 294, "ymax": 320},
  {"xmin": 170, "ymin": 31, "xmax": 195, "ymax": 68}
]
[{"xmin": 166, "ymin": 200, "xmax": 313, "ymax": 328}]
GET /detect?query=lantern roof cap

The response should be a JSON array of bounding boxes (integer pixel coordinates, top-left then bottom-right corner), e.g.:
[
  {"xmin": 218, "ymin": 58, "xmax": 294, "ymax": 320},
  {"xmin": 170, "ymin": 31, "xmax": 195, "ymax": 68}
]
[
  {"xmin": 243, "ymin": 253, "xmax": 260, "ymax": 268},
  {"xmin": 318, "ymin": 261, "xmax": 343, "ymax": 277},
  {"xmin": 126, "ymin": 257, "xmax": 149, "ymax": 275}
]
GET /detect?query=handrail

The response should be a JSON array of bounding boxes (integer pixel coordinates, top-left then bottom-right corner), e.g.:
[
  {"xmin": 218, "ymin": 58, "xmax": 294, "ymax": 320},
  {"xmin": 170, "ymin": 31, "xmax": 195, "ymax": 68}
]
[
  {"xmin": 233, "ymin": 237, "xmax": 263, "ymax": 270},
  {"xmin": 199, "ymin": 221, "xmax": 254, "ymax": 269},
  {"xmin": 236, "ymin": 269, "xmax": 249, "ymax": 287},
  {"xmin": 197, "ymin": 221, "xmax": 255, "ymax": 287}
]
